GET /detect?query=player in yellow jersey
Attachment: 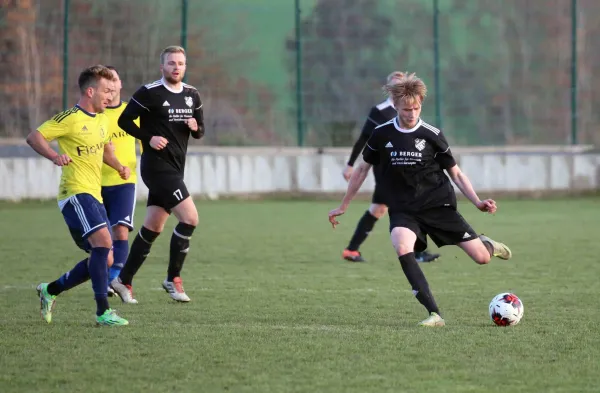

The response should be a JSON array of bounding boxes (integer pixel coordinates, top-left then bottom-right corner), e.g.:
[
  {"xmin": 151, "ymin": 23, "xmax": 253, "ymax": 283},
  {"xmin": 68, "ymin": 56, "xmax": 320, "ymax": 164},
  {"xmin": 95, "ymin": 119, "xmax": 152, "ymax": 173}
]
[
  {"xmin": 101, "ymin": 66, "xmax": 140, "ymax": 295},
  {"xmin": 25, "ymin": 65, "xmax": 131, "ymax": 327}
]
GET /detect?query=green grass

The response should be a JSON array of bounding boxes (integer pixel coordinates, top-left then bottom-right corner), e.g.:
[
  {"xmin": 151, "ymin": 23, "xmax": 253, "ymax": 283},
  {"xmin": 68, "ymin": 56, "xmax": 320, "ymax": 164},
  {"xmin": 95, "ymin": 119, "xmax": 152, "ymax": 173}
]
[{"xmin": 1, "ymin": 198, "xmax": 599, "ymax": 392}]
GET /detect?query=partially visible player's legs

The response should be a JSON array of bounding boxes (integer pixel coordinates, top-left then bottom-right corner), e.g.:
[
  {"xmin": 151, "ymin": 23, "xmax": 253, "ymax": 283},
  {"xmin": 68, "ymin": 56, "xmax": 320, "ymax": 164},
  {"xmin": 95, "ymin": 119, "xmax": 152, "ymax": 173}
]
[
  {"xmin": 343, "ymin": 203, "xmax": 387, "ymax": 262},
  {"xmin": 390, "ymin": 226, "xmax": 444, "ymax": 327},
  {"xmin": 103, "ymin": 183, "xmax": 137, "ymax": 285},
  {"xmin": 414, "ymin": 248, "xmax": 441, "ymax": 263},
  {"xmin": 112, "ymin": 205, "xmax": 168, "ymax": 303},
  {"xmin": 459, "ymin": 235, "xmax": 512, "ymax": 263},
  {"xmin": 164, "ymin": 196, "xmax": 199, "ymax": 302},
  {"xmin": 109, "ymin": 224, "xmax": 130, "ymax": 283}
]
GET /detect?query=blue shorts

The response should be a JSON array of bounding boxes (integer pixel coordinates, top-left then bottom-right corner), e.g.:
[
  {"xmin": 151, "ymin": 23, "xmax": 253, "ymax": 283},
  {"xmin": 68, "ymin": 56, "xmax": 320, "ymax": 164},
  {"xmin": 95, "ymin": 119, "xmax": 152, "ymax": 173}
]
[
  {"xmin": 59, "ymin": 193, "xmax": 111, "ymax": 252},
  {"xmin": 101, "ymin": 183, "xmax": 136, "ymax": 231}
]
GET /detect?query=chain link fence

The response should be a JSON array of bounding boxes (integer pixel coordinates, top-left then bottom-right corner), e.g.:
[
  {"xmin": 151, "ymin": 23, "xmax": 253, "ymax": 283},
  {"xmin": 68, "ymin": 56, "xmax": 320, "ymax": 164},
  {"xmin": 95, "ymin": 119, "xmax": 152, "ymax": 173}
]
[{"xmin": 0, "ymin": 0, "xmax": 597, "ymax": 147}]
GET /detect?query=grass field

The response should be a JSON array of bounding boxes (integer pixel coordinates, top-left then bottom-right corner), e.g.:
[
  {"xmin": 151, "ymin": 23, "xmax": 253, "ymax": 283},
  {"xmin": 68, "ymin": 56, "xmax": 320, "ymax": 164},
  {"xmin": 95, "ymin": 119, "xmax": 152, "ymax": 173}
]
[{"xmin": 1, "ymin": 198, "xmax": 599, "ymax": 392}]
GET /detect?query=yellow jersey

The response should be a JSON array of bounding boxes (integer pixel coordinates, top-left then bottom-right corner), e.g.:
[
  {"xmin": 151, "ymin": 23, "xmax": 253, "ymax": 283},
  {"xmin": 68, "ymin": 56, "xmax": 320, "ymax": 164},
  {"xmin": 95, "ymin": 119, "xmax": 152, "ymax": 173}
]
[
  {"xmin": 38, "ymin": 105, "xmax": 110, "ymax": 203},
  {"xmin": 101, "ymin": 101, "xmax": 139, "ymax": 186}
]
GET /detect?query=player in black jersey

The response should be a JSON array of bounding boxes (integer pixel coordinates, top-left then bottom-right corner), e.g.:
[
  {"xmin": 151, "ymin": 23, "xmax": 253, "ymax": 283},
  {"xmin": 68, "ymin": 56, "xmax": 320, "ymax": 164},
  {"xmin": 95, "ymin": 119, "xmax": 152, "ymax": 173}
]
[
  {"xmin": 110, "ymin": 46, "xmax": 204, "ymax": 303},
  {"xmin": 329, "ymin": 72, "xmax": 512, "ymax": 327},
  {"xmin": 342, "ymin": 71, "xmax": 440, "ymax": 264}
]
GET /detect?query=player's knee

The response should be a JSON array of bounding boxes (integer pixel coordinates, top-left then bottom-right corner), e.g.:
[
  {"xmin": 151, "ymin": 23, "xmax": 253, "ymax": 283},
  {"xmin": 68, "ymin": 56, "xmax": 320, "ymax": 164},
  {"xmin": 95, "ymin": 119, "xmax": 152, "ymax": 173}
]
[
  {"xmin": 369, "ymin": 204, "xmax": 387, "ymax": 219},
  {"xmin": 473, "ymin": 252, "xmax": 491, "ymax": 265},
  {"xmin": 112, "ymin": 224, "xmax": 129, "ymax": 241},
  {"xmin": 179, "ymin": 209, "xmax": 199, "ymax": 226},
  {"xmin": 144, "ymin": 216, "xmax": 166, "ymax": 233},
  {"xmin": 88, "ymin": 227, "xmax": 113, "ymax": 249},
  {"xmin": 395, "ymin": 243, "xmax": 414, "ymax": 256}
]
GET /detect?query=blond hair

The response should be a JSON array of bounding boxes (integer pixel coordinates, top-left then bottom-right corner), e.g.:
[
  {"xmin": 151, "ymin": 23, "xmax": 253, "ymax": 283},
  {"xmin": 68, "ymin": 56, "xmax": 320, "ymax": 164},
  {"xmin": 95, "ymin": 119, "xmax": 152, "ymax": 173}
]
[
  {"xmin": 160, "ymin": 45, "xmax": 186, "ymax": 64},
  {"xmin": 386, "ymin": 71, "xmax": 405, "ymax": 83},
  {"xmin": 78, "ymin": 65, "xmax": 115, "ymax": 93},
  {"xmin": 383, "ymin": 72, "xmax": 427, "ymax": 105}
]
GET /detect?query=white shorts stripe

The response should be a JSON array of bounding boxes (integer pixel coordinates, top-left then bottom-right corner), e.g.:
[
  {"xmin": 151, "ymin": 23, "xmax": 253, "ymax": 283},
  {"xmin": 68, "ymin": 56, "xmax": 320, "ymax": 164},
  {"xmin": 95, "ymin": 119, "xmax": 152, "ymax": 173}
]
[
  {"xmin": 82, "ymin": 222, "xmax": 107, "ymax": 237},
  {"xmin": 70, "ymin": 196, "xmax": 91, "ymax": 233}
]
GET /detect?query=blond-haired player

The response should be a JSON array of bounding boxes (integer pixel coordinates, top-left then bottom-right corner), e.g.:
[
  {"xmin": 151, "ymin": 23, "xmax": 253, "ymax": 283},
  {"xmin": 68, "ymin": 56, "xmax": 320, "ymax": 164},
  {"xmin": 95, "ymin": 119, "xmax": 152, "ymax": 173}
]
[
  {"xmin": 342, "ymin": 71, "xmax": 440, "ymax": 263},
  {"xmin": 329, "ymin": 72, "xmax": 512, "ymax": 327}
]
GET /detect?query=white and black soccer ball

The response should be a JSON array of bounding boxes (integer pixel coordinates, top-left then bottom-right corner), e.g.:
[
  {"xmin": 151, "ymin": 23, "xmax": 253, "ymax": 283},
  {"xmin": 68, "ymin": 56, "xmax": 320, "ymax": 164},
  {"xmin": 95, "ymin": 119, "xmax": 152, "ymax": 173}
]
[{"xmin": 489, "ymin": 293, "xmax": 524, "ymax": 326}]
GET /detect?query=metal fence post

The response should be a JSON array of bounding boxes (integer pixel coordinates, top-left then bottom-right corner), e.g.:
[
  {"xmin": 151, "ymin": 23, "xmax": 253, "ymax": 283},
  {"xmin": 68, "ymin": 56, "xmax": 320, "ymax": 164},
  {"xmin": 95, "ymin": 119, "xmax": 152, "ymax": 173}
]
[
  {"xmin": 433, "ymin": 0, "xmax": 442, "ymax": 129},
  {"xmin": 294, "ymin": 0, "xmax": 304, "ymax": 147},
  {"xmin": 62, "ymin": 0, "xmax": 70, "ymax": 111},
  {"xmin": 571, "ymin": 0, "xmax": 578, "ymax": 145},
  {"xmin": 181, "ymin": 0, "xmax": 188, "ymax": 83}
]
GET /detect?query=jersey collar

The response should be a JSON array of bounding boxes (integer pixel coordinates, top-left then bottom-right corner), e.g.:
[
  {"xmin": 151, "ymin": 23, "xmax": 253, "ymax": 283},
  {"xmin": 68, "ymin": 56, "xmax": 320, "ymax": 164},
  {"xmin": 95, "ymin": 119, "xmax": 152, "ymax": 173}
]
[
  {"xmin": 161, "ymin": 78, "xmax": 183, "ymax": 93},
  {"xmin": 393, "ymin": 117, "xmax": 422, "ymax": 133},
  {"xmin": 75, "ymin": 104, "xmax": 97, "ymax": 117},
  {"xmin": 106, "ymin": 101, "xmax": 124, "ymax": 109}
]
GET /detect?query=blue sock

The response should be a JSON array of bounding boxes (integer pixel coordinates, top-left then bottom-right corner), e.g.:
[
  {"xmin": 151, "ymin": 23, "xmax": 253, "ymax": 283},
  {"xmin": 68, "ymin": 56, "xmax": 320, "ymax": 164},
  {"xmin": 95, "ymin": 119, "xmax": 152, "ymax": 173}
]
[
  {"xmin": 89, "ymin": 247, "xmax": 111, "ymax": 316},
  {"xmin": 108, "ymin": 240, "xmax": 128, "ymax": 284},
  {"xmin": 46, "ymin": 258, "xmax": 90, "ymax": 296}
]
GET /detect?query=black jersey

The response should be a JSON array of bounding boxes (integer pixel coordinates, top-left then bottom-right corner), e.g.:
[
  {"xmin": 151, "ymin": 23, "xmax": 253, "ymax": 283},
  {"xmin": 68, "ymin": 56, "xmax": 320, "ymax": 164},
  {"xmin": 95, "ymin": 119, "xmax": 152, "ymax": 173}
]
[
  {"xmin": 118, "ymin": 78, "xmax": 204, "ymax": 174},
  {"xmin": 347, "ymin": 98, "xmax": 397, "ymax": 166},
  {"xmin": 362, "ymin": 118, "xmax": 457, "ymax": 213}
]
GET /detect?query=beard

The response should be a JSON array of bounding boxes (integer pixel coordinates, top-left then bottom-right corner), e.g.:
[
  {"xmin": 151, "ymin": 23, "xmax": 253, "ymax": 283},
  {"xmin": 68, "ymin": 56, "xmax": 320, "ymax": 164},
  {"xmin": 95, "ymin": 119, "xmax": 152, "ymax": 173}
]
[{"xmin": 163, "ymin": 73, "xmax": 182, "ymax": 84}]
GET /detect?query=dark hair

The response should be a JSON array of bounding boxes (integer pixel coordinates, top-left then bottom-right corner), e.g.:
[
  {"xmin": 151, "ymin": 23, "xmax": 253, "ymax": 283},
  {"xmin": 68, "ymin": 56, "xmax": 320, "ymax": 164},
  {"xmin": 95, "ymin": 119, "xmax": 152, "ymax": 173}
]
[{"xmin": 78, "ymin": 65, "xmax": 115, "ymax": 93}]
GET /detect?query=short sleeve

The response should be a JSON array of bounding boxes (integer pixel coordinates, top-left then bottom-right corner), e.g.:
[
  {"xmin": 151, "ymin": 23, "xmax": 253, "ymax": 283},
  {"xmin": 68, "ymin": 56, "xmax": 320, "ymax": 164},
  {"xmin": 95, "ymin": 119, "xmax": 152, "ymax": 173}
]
[
  {"xmin": 432, "ymin": 131, "xmax": 456, "ymax": 169},
  {"xmin": 362, "ymin": 130, "xmax": 381, "ymax": 166},
  {"xmin": 37, "ymin": 117, "xmax": 69, "ymax": 141}
]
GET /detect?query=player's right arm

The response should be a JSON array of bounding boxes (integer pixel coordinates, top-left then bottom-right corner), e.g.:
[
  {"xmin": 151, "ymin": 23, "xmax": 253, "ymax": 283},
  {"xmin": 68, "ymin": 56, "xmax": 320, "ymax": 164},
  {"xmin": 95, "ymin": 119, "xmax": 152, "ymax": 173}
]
[
  {"xmin": 329, "ymin": 130, "xmax": 379, "ymax": 228},
  {"xmin": 118, "ymin": 87, "xmax": 168, "ymax": 150},
  {"xmin": 26, "ymin": 117, "xmax": 72, "ymax": 166},
  {"xmin": 344, "ymin": 107, "xmax": 379, "ymax": 181}
]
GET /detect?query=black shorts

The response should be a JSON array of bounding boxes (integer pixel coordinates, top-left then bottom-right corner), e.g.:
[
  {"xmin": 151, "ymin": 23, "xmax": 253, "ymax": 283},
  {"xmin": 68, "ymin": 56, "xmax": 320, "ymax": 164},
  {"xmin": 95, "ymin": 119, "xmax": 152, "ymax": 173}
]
[
  {"xmin": 371, "ymin": 184, "xmax": 387, "ymax": 205},
  {"xmin": 388, "ymin": 206, "xmax": 478, "ymax": 252},
  {"xmin": 142, "ymin": 173, "xmax": 190, "ymax": 212}
]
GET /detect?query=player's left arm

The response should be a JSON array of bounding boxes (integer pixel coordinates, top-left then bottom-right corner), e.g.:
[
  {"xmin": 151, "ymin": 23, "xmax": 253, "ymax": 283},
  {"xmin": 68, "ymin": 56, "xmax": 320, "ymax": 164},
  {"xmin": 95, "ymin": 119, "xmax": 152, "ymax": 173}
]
[
  {"xmin": 434, "ymin": 132, "xmax": 496, "ymax": 214},
  {"xmin": 186, "ymin": 90, "xmax": 205, "ymax": 139},
  {"xmin": 103, "ymin": 141, "xmax": 130, "ymax": 180}
]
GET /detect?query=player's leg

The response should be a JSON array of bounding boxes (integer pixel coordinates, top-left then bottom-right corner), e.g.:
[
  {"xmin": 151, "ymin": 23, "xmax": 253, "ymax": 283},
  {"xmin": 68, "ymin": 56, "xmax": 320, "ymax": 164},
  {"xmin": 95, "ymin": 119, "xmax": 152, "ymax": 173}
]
[
  {"xmin": 459, "ymin": 235, "xmax": 512, "ymax": 263},
  {"xmin": 86, "ymin": 225, "xmax": 126, "ymax": 326},
  {"xmin": 389, "ymin": 213, "xmax": 444, "ymax": 327},
  {"xmin": 164, "ymin": 184, "xmax": 198, "ymax": 302},
  {"xmin": 103, "ymin": 184, "xmax": 136, "ymax": 284},
  {"xmin": 420, "ymin": 207, "xmax": 512, "ymax": 263},
  {"xmin": 111, "ymin": 202, "xmax": 168, "ymax": 304},
  {"xmin": 38, "ymin": 194, "xmax": 127, "ymax": 325},
  {"xmin": 342, "ymin": 186, "xmax": 388, "ymax": 262}
]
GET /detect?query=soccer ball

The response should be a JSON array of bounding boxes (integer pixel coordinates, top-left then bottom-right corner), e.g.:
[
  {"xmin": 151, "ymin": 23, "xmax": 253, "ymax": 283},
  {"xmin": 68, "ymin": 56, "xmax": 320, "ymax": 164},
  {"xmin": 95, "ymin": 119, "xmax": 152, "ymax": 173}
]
[{"xmin": 489, "ymin": 293, "xmax": 524, "ymax": 326}]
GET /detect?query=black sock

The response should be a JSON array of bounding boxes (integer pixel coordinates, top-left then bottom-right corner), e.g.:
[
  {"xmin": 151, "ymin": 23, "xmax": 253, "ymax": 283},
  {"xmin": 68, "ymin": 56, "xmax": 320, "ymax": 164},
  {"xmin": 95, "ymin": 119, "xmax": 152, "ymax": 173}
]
[
  {"xmin": 398, "ymin": 253, "xmax": 440, "ymax": 315},
  {"xmin": 167, "ymin": 223, "xmax": 196, "ymax": 281},
  {"xmin": 119, "ymin": 226, "xmax": 160, "ymax": 285},
  {"xmin": 347, "ymin": 211, "xmax": 378, "ymax": 251}
]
